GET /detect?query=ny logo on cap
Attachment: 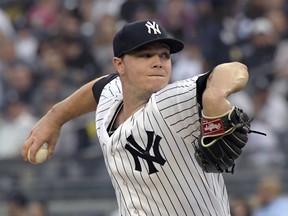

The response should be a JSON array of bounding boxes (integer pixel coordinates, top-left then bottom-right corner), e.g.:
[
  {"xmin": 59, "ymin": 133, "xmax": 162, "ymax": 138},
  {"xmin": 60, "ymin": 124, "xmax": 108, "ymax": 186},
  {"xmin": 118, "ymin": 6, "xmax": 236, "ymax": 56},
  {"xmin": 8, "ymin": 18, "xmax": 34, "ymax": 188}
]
[{"xmin": 145, "ymin": 21, "xmax": 161, "ymax": 35}]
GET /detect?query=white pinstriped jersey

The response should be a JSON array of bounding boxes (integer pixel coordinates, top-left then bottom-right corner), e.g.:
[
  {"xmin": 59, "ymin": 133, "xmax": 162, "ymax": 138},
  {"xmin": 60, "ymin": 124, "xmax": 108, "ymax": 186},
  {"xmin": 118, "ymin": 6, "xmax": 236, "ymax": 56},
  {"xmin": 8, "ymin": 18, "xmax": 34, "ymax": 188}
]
[{"xmin": 95, "ymin": 75, "xmax": 230, "ymax": 216}]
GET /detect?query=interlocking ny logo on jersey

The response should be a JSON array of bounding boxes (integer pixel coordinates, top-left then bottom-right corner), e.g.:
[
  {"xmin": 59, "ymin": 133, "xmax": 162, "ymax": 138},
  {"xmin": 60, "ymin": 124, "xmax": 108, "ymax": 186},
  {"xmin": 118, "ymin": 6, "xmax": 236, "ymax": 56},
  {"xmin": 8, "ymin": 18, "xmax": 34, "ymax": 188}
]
[
  {"xmin": 145, "ymin": 21, "xmax": 161, "ymax": 34},
  {"xmin": 125, "ymin": 131, "xmax": 166, "ymax": 174}
]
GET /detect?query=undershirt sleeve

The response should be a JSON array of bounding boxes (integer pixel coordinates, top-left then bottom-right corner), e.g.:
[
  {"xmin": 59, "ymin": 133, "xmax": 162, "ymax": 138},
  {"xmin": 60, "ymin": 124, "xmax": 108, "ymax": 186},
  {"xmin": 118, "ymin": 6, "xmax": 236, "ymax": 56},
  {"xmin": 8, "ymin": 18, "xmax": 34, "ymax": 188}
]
[
  {"xmin": 196, "ymin": 70, "xmax": 213, "ymax": 109},
  {"xmin": 92, "ymin": 73, "xmax": 119, "ymax": 103}
]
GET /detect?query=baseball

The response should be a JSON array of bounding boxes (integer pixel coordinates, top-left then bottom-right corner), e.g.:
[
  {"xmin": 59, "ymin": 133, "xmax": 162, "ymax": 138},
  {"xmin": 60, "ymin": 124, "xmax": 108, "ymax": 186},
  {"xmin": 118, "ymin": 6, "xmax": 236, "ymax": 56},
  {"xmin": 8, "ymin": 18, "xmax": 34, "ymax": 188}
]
[{"xmin": 28, "ymin": 143, "xmax": 48, "ymax": 164}]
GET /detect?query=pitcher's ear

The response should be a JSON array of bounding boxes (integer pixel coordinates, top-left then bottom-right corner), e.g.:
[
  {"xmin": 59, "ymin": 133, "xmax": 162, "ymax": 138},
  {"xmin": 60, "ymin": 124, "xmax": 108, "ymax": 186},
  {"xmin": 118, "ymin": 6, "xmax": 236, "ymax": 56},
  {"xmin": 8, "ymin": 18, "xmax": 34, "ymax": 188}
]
[{"xmin": 112, "ymin": 57, "xmax": 125, "ymax": 75}]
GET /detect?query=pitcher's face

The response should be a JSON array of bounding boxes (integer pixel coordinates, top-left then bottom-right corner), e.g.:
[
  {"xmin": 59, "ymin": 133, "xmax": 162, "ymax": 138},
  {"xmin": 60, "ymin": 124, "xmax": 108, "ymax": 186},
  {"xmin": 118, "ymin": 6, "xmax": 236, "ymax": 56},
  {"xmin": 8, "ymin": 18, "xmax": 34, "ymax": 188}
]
[{"xmin": 120, "ymin": 42, "xmax": 172, "ymax": 100}]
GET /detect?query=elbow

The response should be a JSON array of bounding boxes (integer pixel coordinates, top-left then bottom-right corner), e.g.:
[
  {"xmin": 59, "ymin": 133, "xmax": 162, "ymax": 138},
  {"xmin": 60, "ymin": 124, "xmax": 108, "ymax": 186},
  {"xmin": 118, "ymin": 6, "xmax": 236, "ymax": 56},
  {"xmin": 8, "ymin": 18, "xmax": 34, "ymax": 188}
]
[
  {"xmin": 231, "ymin": 62, "xmax": 249, "ymax": 81},
  {"xmin": 231, "ymin": 62, "xmax": 248, "ymax": 75},
  {"xmin": 232, "ymin": 61, "xmax": 247, "ymax": 70},
  {"xmin": 214, "ymin": 62, "xmax": 249, "ymax": 80},
  {"xmin": 215, "ymin": 61, "xmax": 248, "ymax": 72}
]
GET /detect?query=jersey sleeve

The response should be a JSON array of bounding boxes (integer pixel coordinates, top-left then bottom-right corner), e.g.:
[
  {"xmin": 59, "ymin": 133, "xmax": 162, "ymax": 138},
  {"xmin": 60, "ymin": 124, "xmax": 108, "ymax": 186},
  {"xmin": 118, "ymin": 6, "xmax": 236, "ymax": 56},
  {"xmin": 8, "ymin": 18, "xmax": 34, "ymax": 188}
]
[{"xmin": 92, "ymin": 73, "xmax": 119, "ymax": 103}]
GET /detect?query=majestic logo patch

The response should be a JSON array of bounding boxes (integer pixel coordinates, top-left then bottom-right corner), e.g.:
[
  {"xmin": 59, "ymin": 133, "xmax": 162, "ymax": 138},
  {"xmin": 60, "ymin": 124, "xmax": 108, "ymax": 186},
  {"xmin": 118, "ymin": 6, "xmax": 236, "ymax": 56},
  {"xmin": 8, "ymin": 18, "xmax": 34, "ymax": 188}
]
[
  {"xmin": 125, "ymin": 131, "xmax": 166, "ymax": 174},
  {"xmin": 145, "ymin": 21, "xmax": 161, "ymax": 34}
]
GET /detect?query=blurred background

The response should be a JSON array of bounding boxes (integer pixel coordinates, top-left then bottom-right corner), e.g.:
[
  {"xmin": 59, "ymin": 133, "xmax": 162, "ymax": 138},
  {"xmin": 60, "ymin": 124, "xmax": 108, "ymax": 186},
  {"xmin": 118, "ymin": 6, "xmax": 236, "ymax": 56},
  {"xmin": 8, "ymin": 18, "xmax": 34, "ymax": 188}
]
[{"xmin": 0, "ymin": 0, "xmax": 288, "ymax": 215}]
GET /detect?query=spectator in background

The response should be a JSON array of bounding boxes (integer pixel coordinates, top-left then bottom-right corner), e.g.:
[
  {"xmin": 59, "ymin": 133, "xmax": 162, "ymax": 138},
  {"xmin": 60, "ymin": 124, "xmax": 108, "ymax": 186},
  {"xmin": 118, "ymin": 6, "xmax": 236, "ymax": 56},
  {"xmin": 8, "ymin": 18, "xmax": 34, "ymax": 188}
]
[
  {"xmin": 5, "ymin": 190, "xmax": 48, "ymax": 216},
  {"xmin": 5, "ymin": 190, "xmax": 29, "ymax": 216},
  {"xmin": 251, "ymin": 176, "xmax": 288, "ymax": 216},
  {"xmin": 230, "ymin": 197, "xmax": 252, "ymax": 216},
  {"xmin": 119, "ymin": 0, "xmax": 157, "ymax": 23},
  {"xmin": 240, "ymin": 17, "xmax": 279, "ymax": 69},
  {"xmin": 244, "ymin": 119, "xmax": 285, "ymax": 171},
  {"xmin": 239, "ymin": 0, "xmax": 266, "ymax": 25},
  {"xmin": 266, "ymin": 8, "xmax": 288, "ymax": 40},
  {"xmin": 0, "ymin": 0, "xmax": 34, "ymax": 27},
  {"xmin": 56, "ymin": 9, "xmax": 101, "ymax": 83},
  {"xmin": 0, "ymin": 7, "xmax": 15, "ymax": 39},
  {"xmin": 90, "ymin": 0, "xmax": 124, "ymax": 21},
  {"xmin": 92, "ymin": 14, "xmax": 118, "ymax": 75},
  {"xmin": 26, "ymin": 0, "xmax": 59, "ymax": 35},
  {"xmin": 0, "ymin": 95, "xmax": 37, "ymax": 159},
  {"xmin": 193, "ymin": 0, "xmax": 237, "ymax": 68},
  {"xmin": 0, "ymin": 34, "xmax": 17, "ymax": 68},
  {"xmin": 27, "ymin": 200, "xmax": 49, "ymax": 216},
  {"xmin": 1, "ymin": 62, "xmax": 36, "ymax": 105},
  {"xmin": 157, "ymin": 0, "xmax": 196, "ymax": 42},
  {"xmin": 35, "ymin": 37, "xmax": 81, "ymax": 91},
  {"xmin": 170, "ymin": 37, "xmax": 204, "ymax": 82},
  {"xmin": 241, "ymin": 75, "xmax": 287, "ymax": 171},
  {"xmin": 14, "ymin": 22, "xmax": 38, "ymax": 64},
  {"xmin": 250, "ymin": 74, "xmax": 288, "ymax": 134},
  {"xmin": 0, "ymin": 75, "xmax": 3, "ymax": 109},
  {"xmin": 264, "ymin": 0, "xmax": 288, "ymax": 13}
]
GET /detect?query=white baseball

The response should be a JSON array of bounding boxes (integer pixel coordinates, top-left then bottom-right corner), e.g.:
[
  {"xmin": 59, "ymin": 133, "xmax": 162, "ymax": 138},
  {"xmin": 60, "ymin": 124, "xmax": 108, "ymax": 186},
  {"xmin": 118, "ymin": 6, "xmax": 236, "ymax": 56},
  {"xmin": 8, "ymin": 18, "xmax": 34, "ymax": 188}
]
[{"xmin": 28, "ymin": 143, "xmax": 48, "ymax": 164}]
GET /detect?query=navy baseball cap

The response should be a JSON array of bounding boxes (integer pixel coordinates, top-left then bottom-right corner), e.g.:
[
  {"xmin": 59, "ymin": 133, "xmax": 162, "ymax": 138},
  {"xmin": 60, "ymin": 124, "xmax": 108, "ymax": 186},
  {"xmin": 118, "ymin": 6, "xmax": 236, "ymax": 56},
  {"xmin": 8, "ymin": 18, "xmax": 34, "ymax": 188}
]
[{"xmin": 113, "ymin": 20, "xmax": 184, "ymax": 57}]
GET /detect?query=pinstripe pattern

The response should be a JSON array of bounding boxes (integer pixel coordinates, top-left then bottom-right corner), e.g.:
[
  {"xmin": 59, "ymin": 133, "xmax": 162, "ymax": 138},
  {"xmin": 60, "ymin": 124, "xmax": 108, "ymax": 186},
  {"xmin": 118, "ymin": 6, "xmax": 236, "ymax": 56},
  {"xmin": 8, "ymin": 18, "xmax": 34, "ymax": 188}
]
[{"xmin": 96, "ymin": 76, "xmax": 230, "ymax": 216}]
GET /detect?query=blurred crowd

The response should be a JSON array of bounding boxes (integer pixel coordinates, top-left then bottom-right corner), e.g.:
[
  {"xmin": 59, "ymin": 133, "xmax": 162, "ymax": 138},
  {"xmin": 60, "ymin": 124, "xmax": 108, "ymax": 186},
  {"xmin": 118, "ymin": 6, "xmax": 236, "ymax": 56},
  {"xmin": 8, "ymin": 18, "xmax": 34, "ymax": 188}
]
[
  {"xmin": 0, "ymin": 0, "xmax": 288, "ymax": 215},
  {"xmin": 0, "ymin": 0, "xmax": 287, "ymax": 164},
  {"xmin": 0, "ymin": 0, "xmax": 288, "ymax": 163},
  {"xmin": 230, "ymin": 176, "xmax": 288, "ymax": 216},
  {"xmin": 4, "ymin": 175, "xmax": 288, "ymax": 216},
  {"xmin": 5, "ymin": 190, "xmax": 48, "ymax": 216}
]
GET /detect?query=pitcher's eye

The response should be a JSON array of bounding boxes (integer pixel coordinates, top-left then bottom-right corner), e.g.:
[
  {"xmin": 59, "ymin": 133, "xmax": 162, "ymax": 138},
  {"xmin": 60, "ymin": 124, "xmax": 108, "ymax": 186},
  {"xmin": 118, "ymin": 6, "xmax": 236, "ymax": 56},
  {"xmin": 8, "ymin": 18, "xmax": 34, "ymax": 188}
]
[
  {"xmin": 142, "ymin": 54, "xmax": 152, "ymax": 58},
  {"xmin": 161, "ymin": 52, "xmax": 171, "ymax": 59}
]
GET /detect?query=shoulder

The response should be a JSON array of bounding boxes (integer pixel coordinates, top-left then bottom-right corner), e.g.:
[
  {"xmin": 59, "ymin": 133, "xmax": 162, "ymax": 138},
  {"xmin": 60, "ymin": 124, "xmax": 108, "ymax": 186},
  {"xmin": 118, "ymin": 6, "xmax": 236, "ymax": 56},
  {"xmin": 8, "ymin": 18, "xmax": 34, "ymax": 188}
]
[{"xmin": 92, "ymin": 73, "xmax": 120, "ymax": 103}]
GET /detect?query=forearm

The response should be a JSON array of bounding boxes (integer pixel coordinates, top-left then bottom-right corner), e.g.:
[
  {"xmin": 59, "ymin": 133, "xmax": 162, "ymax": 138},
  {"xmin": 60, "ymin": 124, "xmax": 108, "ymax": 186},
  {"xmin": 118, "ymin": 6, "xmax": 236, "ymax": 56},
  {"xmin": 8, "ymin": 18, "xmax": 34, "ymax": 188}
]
[
  {"xmin": 202, "ymin": 62, "xmax": 248, "ymax": 116},
  {"xmin": 22, "ymin": 77, "xmax": 103, "ymax": 162}
]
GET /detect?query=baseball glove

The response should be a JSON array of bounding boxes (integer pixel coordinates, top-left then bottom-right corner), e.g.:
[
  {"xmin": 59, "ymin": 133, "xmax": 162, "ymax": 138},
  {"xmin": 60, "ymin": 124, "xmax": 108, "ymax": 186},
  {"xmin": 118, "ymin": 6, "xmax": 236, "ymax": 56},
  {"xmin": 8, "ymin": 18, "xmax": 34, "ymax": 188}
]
[{"xmin": 194, "ymin": 106, "xmax": 252, "ymax": 174}]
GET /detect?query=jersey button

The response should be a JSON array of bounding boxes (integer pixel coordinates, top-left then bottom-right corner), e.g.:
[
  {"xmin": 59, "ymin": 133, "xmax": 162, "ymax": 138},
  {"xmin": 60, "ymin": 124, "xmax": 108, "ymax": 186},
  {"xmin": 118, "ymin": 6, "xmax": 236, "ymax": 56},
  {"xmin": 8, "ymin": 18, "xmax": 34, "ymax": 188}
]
[{"xmin": 111, "ymin": 152, "xmax": 115, "ymax": 156}]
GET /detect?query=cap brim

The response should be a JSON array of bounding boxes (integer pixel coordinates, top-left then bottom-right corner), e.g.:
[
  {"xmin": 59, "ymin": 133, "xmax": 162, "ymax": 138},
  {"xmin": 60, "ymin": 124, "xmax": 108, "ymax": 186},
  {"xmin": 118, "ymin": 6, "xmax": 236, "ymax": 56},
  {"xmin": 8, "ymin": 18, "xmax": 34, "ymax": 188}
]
[{"xmin": 125, "ymin": 38, "xmax": 184, "ymax": 55}]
